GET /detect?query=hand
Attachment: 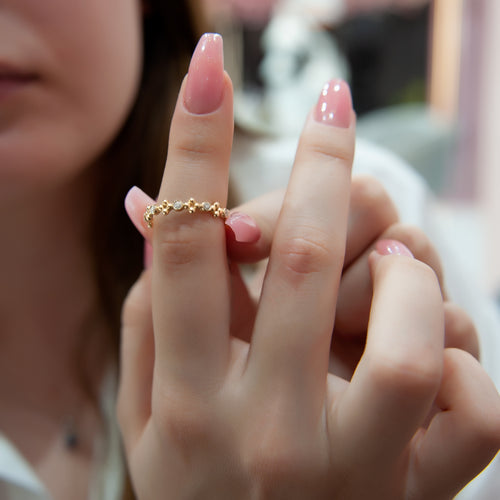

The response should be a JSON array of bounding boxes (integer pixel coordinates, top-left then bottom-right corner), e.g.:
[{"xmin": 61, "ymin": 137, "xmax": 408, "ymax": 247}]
[
  {"xmin": 223, "ymin": 177, "xmax": 481, "ymax": 377},
  {"xmin": 127, "ymin": 175, "xmax": 480, "ymax": 366},
  {"xmin": 118, "ymin": 33, "xmax": 500, "ymax": 499}
]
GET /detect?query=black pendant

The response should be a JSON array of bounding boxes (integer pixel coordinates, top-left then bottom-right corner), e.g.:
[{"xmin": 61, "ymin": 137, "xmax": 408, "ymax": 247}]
[{"xmin": 63, "ymin": 417, "xmax": 79, "ymax": 450}]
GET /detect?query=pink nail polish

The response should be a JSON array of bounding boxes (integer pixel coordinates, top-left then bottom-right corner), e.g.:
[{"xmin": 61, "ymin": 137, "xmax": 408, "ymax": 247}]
[
  {"xmin": 184, "ymin": 33, "xmax": 224, "ymax": 115},
  {"xmin": 124, "ymin": 186, "xmax": 155, "ymax": 239},
  {"xmin": 314, "ymin": 79, "xmax": 352, "ymax": 128},
  {"xmin": 375, "ymin": 239, "xmax": 414, "ymax": 258},
  {"xmin": 225, "ymin": 212, "xmax": 261, "ymax": 243}
]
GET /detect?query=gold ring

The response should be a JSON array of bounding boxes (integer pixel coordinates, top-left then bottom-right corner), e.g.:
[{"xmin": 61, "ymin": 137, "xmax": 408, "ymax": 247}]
[{"xmin": 144, "ymin": 198, "xmax": 229, "ymax": 228}]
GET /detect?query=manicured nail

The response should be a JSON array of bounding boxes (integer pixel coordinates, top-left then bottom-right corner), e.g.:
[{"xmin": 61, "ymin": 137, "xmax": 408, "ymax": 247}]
[
  {"xmin": 225, "ymin": 212, "xmax": 261, "ymax": 243},
  {"xmin": 184, "ymin": 33, "xmax": 224, "ymax": 114},
  {"xmin": 375, "ymin": 239, "xmax": 414, "ymax": 258},
  {"xmin": 124, "ymin": 186, "xmax": 154, "ymax": 239},
  {"xmin": 314, "ymin": 79, "xmax": 352, "ymax": 127}
]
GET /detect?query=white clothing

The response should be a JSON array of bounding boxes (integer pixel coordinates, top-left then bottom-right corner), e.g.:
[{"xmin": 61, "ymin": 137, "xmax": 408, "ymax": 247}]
[{"xmin": 0, "ymin": 373, "xmax": 124, "ymax": 500}]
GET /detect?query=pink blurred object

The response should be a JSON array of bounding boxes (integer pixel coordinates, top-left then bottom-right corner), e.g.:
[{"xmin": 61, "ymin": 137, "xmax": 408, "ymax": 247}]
[{"xmin": 203, "ymin": 0, "xmax": 278, "ymax": 23}]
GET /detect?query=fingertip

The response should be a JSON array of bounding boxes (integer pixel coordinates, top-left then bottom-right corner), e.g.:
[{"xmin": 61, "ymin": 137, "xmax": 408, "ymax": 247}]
[
  {"xmin": 368, "ymin": 239, "xmax": 415, "ymax": 280},
  {"xmin": 225, "ymin": 212, "xmax": 261, "ymax": 244},
  {"xmin": 314, "ymin": 79, "xmax": 353, "ymax": 128},
  {"xmin": 375, "ymin": 239, "xmax": 414, "ymax": 258},
  {"xmin": 124, "ymin": 186, "xmax": 154, "ymax": 240},
  {"xmin": 184, "ymin": 33, "xmax": 225, "ymax": 115}
]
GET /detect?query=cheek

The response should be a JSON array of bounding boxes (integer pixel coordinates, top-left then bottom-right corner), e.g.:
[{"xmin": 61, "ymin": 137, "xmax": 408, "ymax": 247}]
[
  {"xmin": 55, "ymin": 0, "xmax": 143, "ymax": 165},
  {"xmin": 0, "ymin": 0, "xmax": 143, "ymax": 190}
]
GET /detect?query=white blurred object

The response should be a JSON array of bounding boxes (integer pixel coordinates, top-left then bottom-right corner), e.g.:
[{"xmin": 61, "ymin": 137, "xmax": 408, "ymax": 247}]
[
  {"xmin": 277, "ymin": 0, "xmax": 347, "ymax": 23},
  {"xmin": 234, "ymin": 7, "xmax": 348, "ymax": 136},
  {"xmin": 475, "ymin": 0, "xmax": 500, "ymax": 295}
]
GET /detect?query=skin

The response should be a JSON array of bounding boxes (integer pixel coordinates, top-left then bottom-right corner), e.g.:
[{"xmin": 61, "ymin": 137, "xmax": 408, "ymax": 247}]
[
  {"xmin": 0, "ymin": 1, "xmax": 496, "ymax": 497},
  {"xmin": 119, "ymin": 35, "xmax": 500, "ymax": 499},
  {"xmin": 128, "ymin": 177, "xmax": 481, "ymax": 366},
  {"xmin": 0, "ymin": 1, "xmax": 141, "ymax": 499}
]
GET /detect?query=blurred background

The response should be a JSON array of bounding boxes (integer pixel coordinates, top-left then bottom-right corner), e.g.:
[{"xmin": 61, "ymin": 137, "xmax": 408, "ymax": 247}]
[{"xmin": 199, "ymin": 0, "xmax": 500, "ymax": 299}]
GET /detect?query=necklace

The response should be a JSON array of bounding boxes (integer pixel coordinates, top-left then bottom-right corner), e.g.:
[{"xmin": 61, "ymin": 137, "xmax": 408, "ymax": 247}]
[{"xmin": 62, "ymin": 416, "xmax": 79, "ymax": 451}]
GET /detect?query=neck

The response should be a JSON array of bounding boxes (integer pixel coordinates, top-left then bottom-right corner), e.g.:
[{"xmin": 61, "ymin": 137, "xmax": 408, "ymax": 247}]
[{"xmin": 0, "ymin": 167, "xmax": 111, "ymax": 411}]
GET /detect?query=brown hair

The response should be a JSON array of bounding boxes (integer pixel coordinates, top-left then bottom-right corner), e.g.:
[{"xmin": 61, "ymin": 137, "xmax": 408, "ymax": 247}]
[{"xmin": 91, "ymin": 1, "xmax": 198, "ymax": 350}]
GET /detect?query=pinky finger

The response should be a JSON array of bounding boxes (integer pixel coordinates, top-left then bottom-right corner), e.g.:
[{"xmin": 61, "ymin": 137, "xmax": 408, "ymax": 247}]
[{"xmin": 409, "ymin": 348, "xmax": 500, "ymax": 498}]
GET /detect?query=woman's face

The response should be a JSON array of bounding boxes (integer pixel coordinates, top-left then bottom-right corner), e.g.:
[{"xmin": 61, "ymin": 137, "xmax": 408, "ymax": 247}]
[{"xmin": 0, "ymin": 0, "xmax": 142, "ymax": 196}]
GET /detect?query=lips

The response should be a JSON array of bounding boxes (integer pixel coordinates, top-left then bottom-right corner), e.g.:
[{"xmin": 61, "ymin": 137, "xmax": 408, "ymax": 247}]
[
  {"xmin": 0, "ymin": 61, "xmax": 37, "ymax": 78},
  {"xmin": 0, "ymin": 62, "xmax": 38, "ymax": 97},
  {"xmin": 0, "ymin": 59, "xmax": 34, "ymax": 79}
]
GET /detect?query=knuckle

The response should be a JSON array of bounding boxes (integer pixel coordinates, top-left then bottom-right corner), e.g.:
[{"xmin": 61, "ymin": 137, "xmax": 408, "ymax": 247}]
[
  {"xmin": 305, "ymin": 141, "xmax": 353, "ymax": 167},
  {"xmin": 154, "ymin": 221, "xmax": 206, "ymax": 268},
  {"xmin": 369, "ymin": 351, "xmax": 442, "ymax": 398},
  {"xmin": 299, "ymin": 126, "xmax": 354, "ymax": 166},
  {"xmin": 400, "ymin": 226, "xmax": 430, "ymax": 255},
  {"xmin": 376, "ymin": 254, "xmax": 440, "ymax": 290},
  {"xmin": 351, "ymin": 176, "xmax": 398, "ymax": 224},
  {"xmin": 244, "ymin": 436, "xmax": 316, "ymax": 483},
  {"xmin": 241, "ymin": 400, "xmax": 321, "ymax": 484},
  {"xmin": 386, "ymin": 224, "xmax": 438, "ymax": 264},
  {"xmin": 152, "ymin": 389, "xmax": 213, "ymax": 448},
  {"xmin": 277, "ymin": 231, "xmax": 335, "ymax": 277},
  {"xmin": 173, "ymin": 124, "xmax": 218, "ymax": 160}
]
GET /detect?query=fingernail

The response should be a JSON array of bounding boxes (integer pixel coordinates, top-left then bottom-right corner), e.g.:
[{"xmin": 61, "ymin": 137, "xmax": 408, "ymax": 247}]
[
  {"xmin": 225, "ymin": 212, "xmax": 261, "ymax": 243},
  {"xmin": 124, "ymin": 186, "xmax": 154, "ymax": 239},
  {"xmin": 184, "ymin": 33, "xmax": 224, "ymax": 114},
  {"xmin": 314, "ymin": 79, "xmax": 352, "ymax": 127},
  {"xmin": 375, "ymin": 239, "xmax": 414, "ymax": 258},
  {"xmin": 144, "ymin": 241, "xmax": 153, "ymax": 269}
]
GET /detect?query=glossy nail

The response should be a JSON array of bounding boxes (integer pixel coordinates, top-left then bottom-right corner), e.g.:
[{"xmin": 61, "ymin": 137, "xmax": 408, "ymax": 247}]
[
  {"xmin": 375, "ymin": 239, "xmax": 414, "ymax": 258},
  {"xmin": 124, "ymin": 186, "xmax": 155, "ymax": 239},
  {"xmin": 314, "ymin": 79, "xmax": 352, "ymax": 128},
  {"xmin": 184, "ymin": 33, "xmax": 224, "ymax": 114},
  {"xmin": 225, "ymin": 212, "xmax": 261, "ymax": 243}
]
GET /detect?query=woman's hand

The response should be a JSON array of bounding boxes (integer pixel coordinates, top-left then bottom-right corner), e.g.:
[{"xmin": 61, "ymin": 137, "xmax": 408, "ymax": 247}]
[
  {"xmin": 223, "ymin": 177, "xmax": 481, "ymax": 376},
  {"xmin": 127, "ymin": 175, "xmax": 480, "ymax": 376},
  {"xmin": 118, "ymin": 33, "xmax": 500, "ymax": 499}
]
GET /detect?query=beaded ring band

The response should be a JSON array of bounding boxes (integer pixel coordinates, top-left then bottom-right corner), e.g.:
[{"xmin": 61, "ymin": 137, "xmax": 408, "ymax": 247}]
[{"xmin": 144, "ymin": 198, "xmax": 229, "ymax": 228}]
